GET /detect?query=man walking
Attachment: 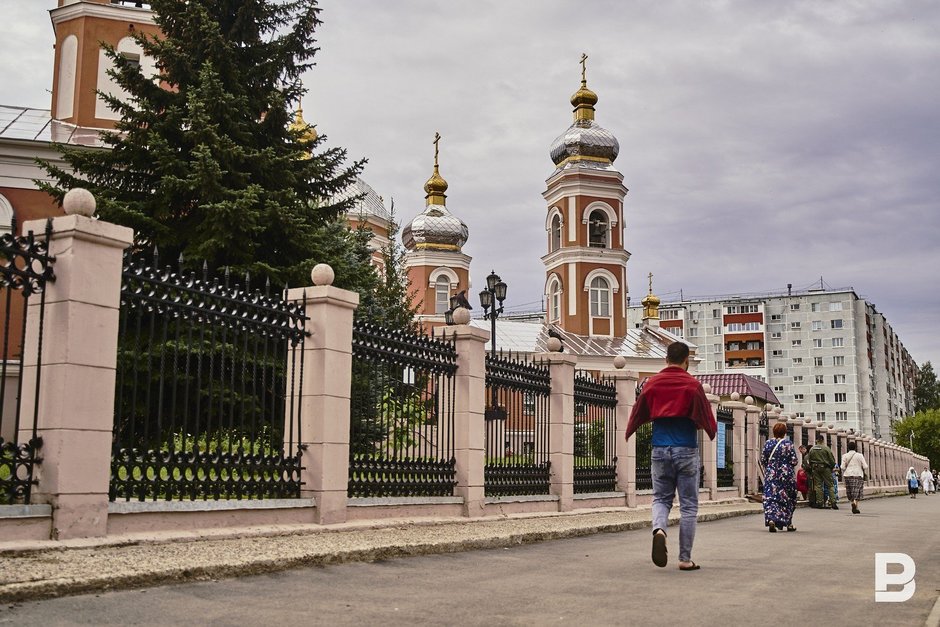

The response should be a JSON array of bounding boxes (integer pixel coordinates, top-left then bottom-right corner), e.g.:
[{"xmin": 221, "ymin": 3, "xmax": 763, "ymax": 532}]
[
  {"xmin": 807, "ymin": 435, "xmax": 837, "ymax": 509},
  {"xmin": 625, "ymin": 342, "xmax": 716, "ymax": 571}
]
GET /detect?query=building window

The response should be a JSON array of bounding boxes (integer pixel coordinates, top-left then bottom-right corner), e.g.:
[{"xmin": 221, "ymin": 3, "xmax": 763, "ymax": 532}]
[
  {"xmin": 831, "ymin": 319, "xmax": 843, "ymax": 329},
  {"xmin": 713, "ymin": 326, "xmax": 722, "ymax": 335},
  {"xmin": 790, "ymin": 303, "xmax": 800, "ymax": 311},
  {"xmin": 712, "ymin": 308, "xmax": 720, "ymax": 318},
  {"xmin": 829, "ymin": 302, "xmax": 843, "ymax": 311},
  {"xmin": 550, "ymin": 214, "xmax": 562, "ymax": 251},
  {"xmin": 795, "ymin": 412, "xmax": 805, "ymax": 418},
  {"xmin": 792, "ymin": 357, "xmax": 803, "ymax": 365},
  {"xmin": 815, "ymin": 375, "xmax": 824, "ymax": 384},
  {"xmin": 588, "ymin": 209, "xmax": 608, "ymax": 248},
  {"xmin": 770, "ymin": 332, "xmax": 782, "ymax": 339},
  {"xmin": 790, "ymin": 321, "xmax": 801, "ymax": 330},
  {"xmin": 815, "ymin": 393, "xmax": 826, "ymax": 403},
  {"xmin": 549, "ymin": 280, "xmax": 561, "ymax": 322},
  {"xmin": 726, "ymin": 304, "xmax": 759, "ymax": 314},
  {"xmin": 833, "ymin": 356, "xmax": 845, "ymax": 366},
  {"xmin": 834, "ymin": 374, "xmax": 846, "ymax": 384},
  {"xmin": 714, "ymin": 361, "xmax": 722, "ymax": 370},
  {"xmin": 746, "ymin": 341, "xmax": 760, "ymax": 350},
  {"xmin": 794, "ymin": 394, "xmax": 804, "ymax": 401},
  {"xmin": 813, "ymin": 339, "xmax": 823, "ymax": 348},
  {"xmin": 816, "ymin": 412, "xmax": 826, "ymax": 420},
  {"xmin": 434, "ymin": 276, "xmax": 450, "ymax": 314},
  {"xmin": 832, "ymin": 337, "xmax": 844, "ymax": 347},
  {"xmin": 794, "ymin": 375, "xmax": 804, "ymax": 383},
  {"xmin": 770, "ymin": 314, "xmax": 782, "ymax": 321},
  {"xmin": 812, "ymin": 321, "xmax": 822, "ymax": 331},
  {"xmin": 811, "ymin": 303, "xmax": 820, "ymax": 312},
  {"xmin": 523, "ymin": 391, "xmax": 536, "ymax": 414},
  {"xmin": 773, "ymin": 385, "xmax": 784, "ymax": 392},
  {"xmin": 660, "ymin": 309, "xmax": 680, "ymax": 321},
  {"xmin": 687, "ymin": 327, "xmax": 697, "ymax": 337},
  {"xmin": 772, "ymin": 368, "xmax": 785, "ymax": 375},
  {"xmin": 771, "ymin": 350, "xmax": 783, "ymax": 357},
  {"xmin": 835, "ymin": 411, "xmax": 847, "ymax": 420},
  {"xmin": 835, "ymin": 393, "xmax": 847, "ymax": 403},
  {"xmin": 813, "ymin": 357, "xmax": 823, "ymax": 367},
  {"xmin": 712, "ymin": 344, "xmax": 721, "ymax": 352},
  {"xmin": 589, "ymin": 276, "xmax": 610, "ymax": 316},
  {"xmin": 791, "ymin": 340, "xmax": 802, "ymax": 347},
  {"xmin": 728, "ymin": 322, "xmax": 760, "ymax": 332}
]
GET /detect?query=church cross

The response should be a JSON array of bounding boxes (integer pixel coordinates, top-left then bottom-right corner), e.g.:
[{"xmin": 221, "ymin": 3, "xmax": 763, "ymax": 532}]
[
  {"xmin": 433, "ymin": 132, "xmax": 441, "ymax": 168},
  {"xmin": 580, "ymin": 53, "xmax": 588, "ymax": 83}
]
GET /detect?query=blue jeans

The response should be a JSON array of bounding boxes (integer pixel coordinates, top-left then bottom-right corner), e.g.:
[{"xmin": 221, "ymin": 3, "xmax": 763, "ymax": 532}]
[{"xmin": 651, "ymin": 446, "xmax": 700, "ymax": 563}]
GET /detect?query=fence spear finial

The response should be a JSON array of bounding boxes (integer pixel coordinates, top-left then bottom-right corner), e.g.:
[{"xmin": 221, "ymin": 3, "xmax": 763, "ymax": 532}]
[
  {"xmin": 153, "ymin": 245, "xmax": 159, "ymax": 267},
  {"xmin": 202, "ymin": 260, "xmax": 209, "ymax": 281}
]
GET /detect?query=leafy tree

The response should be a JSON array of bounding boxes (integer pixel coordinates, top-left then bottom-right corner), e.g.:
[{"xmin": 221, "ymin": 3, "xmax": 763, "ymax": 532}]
[
  {"xmin": 891, "ymin": 410, "xmax": 940, "ymax": 470},
  {"xmin": 38, "ymin": 0, "xmax": 372, "ymax": 293},
  {"xmin": 913, "ymin": 362, "xmax": 940, "ymax": 413}
]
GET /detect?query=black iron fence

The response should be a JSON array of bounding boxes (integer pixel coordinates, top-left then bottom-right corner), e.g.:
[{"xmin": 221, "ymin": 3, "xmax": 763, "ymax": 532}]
[
  {"xmin": 716, "ymin": 407, "xmax": 734, "ymax": 488},
  {"xmin": 483, "ymin": 352, "xmax": 550, "ymax": 497},
  {"xmin": 110, "ymin": 252, "xmax": 307, "ymax": 501},
  {"xmin": 349, "ymin": 320, "xmax": 457, "ymax": 497},
  {"xmin": 634, "ymin": 421, "xmax": 653, "ymax": 490},
  {"xmin": 573, "ymin": 370, "xmax": 617, "ymax": 494},
  {"xmin": 0, "ymin": 218, "xmax": 53, "ymax": 505}
]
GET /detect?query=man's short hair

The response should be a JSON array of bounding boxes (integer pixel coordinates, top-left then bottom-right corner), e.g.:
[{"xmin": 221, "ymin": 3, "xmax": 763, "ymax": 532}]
[
  {"xmin": 815, "ymin": 434, "xmax": 825, "ymax": 443},
  {"xmin": 666, "ymin": 341, "xmax": 689, "ymax": 365}
]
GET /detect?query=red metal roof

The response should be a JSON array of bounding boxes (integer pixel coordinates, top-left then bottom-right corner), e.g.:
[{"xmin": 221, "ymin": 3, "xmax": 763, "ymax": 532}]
[{"xmin": 694, "ymin": 373, "xmax": 780, "ymax": 405}]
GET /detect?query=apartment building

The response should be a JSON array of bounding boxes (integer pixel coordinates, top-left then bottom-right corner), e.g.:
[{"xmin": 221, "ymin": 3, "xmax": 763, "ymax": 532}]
[{"xmin": 627, "ymin": 287, "xmax": 916, "ymax": 439}]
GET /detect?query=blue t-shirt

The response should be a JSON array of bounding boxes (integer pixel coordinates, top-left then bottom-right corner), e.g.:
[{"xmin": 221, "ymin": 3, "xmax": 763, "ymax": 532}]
[{"xmin": 651, "ymin": 417, "xmax": 698, "ymax": 448}]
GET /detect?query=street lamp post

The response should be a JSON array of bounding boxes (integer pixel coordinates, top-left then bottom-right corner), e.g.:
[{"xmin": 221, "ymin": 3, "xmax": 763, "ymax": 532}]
[{"xmin": 480, "ymin": 270, "xmax": 508, "ymax": 420}]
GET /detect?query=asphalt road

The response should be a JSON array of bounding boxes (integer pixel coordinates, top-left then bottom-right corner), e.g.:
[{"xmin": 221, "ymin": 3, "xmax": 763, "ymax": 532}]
[{"xmin": 2, "ymin": 494, "xmax": 937, "ymax": 626}]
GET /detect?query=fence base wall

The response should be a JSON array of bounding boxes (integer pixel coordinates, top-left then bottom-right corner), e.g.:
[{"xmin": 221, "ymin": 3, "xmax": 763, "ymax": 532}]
[
  {"xmin": 105, "ymin": 499, "xmax": 317, "ymax": 536},
  {"xmin": 0, "ymin": 505, "xmax": 52, "ymax": 541},
  {"xmin": 346, "ymin": 498, "xmax": 465, "ymax": 522}
]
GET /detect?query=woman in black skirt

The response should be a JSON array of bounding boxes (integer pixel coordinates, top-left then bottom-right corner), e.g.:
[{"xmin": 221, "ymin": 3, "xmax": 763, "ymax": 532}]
[{"xmin": 840, "ymin": 441, "xmax": 869, "ymax": 514}]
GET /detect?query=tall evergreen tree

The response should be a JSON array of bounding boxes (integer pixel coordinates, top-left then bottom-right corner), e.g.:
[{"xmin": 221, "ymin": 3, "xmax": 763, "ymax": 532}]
[{"xmin": 39, "ymin": 0, "xmax": 372, "ymax": 292}]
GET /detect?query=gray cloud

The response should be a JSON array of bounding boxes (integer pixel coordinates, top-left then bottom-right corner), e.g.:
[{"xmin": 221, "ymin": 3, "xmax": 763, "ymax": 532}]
[{"xmin": 3, "ymin": 1, "xmax": 938, "ymax": 366}]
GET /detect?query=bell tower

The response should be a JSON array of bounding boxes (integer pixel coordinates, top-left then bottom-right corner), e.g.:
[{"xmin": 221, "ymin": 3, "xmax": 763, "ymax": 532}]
[
  {"xmin": 49, "ymin": 0, "xmax": 160, "ymax": 129},
  {"xmin": 402, "ymin": 133, "xmax": 472, "ymax": 321},
  {"xmin": 542, "ymin": 55, "xmax": 630, "ymax": 338}
]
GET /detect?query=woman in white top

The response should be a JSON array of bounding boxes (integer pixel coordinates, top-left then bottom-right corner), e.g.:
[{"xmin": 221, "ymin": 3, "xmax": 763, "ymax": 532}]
[
  {"xmin": 921, "ymin": 468, "xmax": 935, "ymax": 495},
  {"xmin": 840, "ymin": 441, "xmax": 869, "ymax": 514}
]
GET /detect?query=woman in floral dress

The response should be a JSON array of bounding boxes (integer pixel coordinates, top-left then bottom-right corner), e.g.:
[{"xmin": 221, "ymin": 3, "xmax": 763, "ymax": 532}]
[{"xmin": 761, "ymin": 422, "xmax": 798, "ymax": 532}]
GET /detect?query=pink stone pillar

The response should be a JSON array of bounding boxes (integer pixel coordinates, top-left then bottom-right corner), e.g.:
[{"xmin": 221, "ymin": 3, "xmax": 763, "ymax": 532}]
[
  {"xmin": 836, "ymin": 429, "xmax": 847, "ymax": 464},
  {"xmin": 545, "ymin": 352, "xmax": 577, "ymax": 511},
  {"xmin": 703, "ymin": 388, "xmax": 719, "ymax": 500},
  {"xmin": 289, "ymin": 278, "xmax": 359, "ymax": 524},
  {"xmin": 18, "ymin": 214, "xmax": 133, "ymax": 540},
  {"xmin": 745, "ymin": 403, "xmax": 761, "ymax": 495},
  {"xmin": 804, "ymin": 419, "xmax": 816, "ymax": 453},
  {"xmin": 444, "ymin": 326, "xmax": 489, "ymax": 517},
  {"xmin": 611, "ymin": 369, "xmax": 638, "ymax": 507}
]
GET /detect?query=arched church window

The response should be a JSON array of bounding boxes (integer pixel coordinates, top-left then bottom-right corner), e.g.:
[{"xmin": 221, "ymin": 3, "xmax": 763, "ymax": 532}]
[
  {"xmin": 435, "ymin": 276, "xmax": 450, "ymax": 314},
  {"xmin": 550, "ymin": 214, "xmax": 561, "ymax": 251},
  {"xmin": 590, "ymin": 276, "xmax": 610, "ymax": 317},
  {"xmin": 0, "ymin": 193, "xmax": 13, "ymax": 236},
  {"xmin": 550, "ymin": 280, "xmax": 562, "ymax": 322},
  {"xmin": 588, "ymin": 210, "xmax": 608, "ymax": 248}
]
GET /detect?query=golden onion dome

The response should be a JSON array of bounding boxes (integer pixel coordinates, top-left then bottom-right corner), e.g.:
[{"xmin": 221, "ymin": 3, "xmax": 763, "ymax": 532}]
[
  {"xmin": 402, "ymin": 132, "xmax": 468, "ymax": 252},
  {"xmin": 290, "ymin": 106, "xmax": 318, "ymax": 144},
  {"xmin": 570, "ymin": 80, "xmax": 599, "ymax": 112}
]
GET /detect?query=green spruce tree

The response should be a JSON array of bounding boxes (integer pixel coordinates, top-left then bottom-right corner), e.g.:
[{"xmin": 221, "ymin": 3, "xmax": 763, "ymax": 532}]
[{"xmin": 39, "ymin": 0, "xmax": 373, "ymax": 293}]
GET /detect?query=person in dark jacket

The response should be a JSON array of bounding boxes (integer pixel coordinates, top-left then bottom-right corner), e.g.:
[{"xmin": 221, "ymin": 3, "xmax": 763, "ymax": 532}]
[
  {"xmin": 626, "ymin": 342, "xmax": 716, "ymax": 571},
  {"xmin": 807, "ymin": 435, "xmax": 837, "ymax": 509}
]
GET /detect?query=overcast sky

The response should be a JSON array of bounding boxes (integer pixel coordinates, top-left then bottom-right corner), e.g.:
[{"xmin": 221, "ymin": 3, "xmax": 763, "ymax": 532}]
[{"xmin": 2, "ymin": 1, "xmax": 939, "ymax": 368}]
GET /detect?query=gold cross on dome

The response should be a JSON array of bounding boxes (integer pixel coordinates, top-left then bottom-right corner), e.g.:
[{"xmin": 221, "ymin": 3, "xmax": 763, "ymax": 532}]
[
  {"xmin": 648, "ymin": 272, "xmax": 654, "ymax": 294},
  {"xmin": 433, "ymin": 132, "xmax": 441, "ymax": 168},
  {"xmin": 580, "ymin": 53, "xmax": 588, "ymax": 83}
]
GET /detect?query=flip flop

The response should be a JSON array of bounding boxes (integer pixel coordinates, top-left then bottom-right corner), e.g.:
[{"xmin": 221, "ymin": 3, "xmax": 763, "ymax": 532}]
[
  {"xmin": 679, "ymin": 562, "xmax": 701, "ymax": 571},
  {"xmin": 652, "ymin": 530, "xmax": 667, "ymax": 568}
]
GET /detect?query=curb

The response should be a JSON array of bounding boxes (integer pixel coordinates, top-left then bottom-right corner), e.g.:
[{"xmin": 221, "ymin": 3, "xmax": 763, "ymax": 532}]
[{"xmin": 0, "ymin": 506, "xmax": 759, "ymax": 603}]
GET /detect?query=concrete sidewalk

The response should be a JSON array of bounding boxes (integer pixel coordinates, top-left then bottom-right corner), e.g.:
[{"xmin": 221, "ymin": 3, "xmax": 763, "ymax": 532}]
[{"xmin": 0, "ymin": 499, "xmax": 760, "ymax": 603}]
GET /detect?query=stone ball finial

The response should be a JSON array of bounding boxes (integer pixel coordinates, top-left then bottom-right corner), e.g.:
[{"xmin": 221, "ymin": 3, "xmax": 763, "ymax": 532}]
[
  {"xmin": 730, "ymin": 392, "xmax": 740, "ymax": 401},
  {"xmin": 828, "ymin": 424, "xmax": 835, "ymax": 430},
  {"xmin": 804, "ymin": 417, "xmax": 812, "ymax": 424},
  {"xmin": 702, "ymin": 383, "xmax": 711, "ymax": 394},
  {"xmin": 63, "ymin": 188, "xmax": 96, "ymax": 217},
  {"xmin": 311, "ymin": 263, "xmax": 335, "ymax": 286},
  {"xmin": 613, "ymin": 355, "xmax": 627, "ymax": 369},
  {"xmin": 764, "ymin": 403, "xmax": 772, "ymax": 411},
  {"xmin": 452, "ymin": 307, "xmax": 471, "ymax": 325},
  {"xmin": 744, "ymin": 395, "xmax": 754, "ymax": 405},
  {"xmin": 546, "ymin": 336, "xmax": 563, "ymax": 353}
]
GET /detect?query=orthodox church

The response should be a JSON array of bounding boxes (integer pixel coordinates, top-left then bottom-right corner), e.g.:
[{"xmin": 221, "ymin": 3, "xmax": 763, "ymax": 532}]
[{"xmin": 0, "ymin": 0, "xmax": 685, "ymax": 377}]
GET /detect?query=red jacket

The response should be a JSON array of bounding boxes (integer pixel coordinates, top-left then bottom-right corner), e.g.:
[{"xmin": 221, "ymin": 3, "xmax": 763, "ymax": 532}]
[{"xmin": 625, "ymin": 366, "xmax": 717, "ymax": 441}]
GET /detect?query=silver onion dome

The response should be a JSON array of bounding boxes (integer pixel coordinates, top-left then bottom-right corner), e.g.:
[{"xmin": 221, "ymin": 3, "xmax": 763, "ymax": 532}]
[
  {"xmin": 402, "ymin": 204, "xmax": 469, "ymax": 251},
  {"xmin": 549, "ymin": 119, "xmax": 620, "ymax": 167},
  {"xmin": 333, "ymin": 177, "xmax": 392, "ymax": 223}
]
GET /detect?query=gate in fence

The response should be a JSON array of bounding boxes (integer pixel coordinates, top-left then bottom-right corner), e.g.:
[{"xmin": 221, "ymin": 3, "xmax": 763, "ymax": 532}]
[
  {"xmin": 483, "ymin": 352, "xmax": 550, "ymax": 497},
  {"xmin": 573, "ymin": 370, "xmax": 617, "ymax": 494},
  {"xmin": 716, "ymin": 406, "xmax": 734, "ymax": 488},
  {"xmin": 110, "ymin": 253, "xmax": 307, "ymax": 501},
  {"xmin": 349, "ymin": 320, "xmax": 457, "ymax": 498},
  {"xmin": 0, "ymin": 218, "xmax": 53, "ymax": 505}
]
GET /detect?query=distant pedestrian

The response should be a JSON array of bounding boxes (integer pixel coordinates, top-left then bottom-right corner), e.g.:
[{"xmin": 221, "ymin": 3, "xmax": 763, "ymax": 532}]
[
  {"xmin": 840, "ymin": 441, "xmax": 869, "ymax": 514},
  {"xmin": 626, "ymin": 341, "xmax": 717, "ymax": 571},
  {"xmin": 920, "ymin": 468, "xmax": 934, "ymax": 496},
  {"xmin": 906, "ymin": 467, "xmax": 919, "ymax": 498},
  {"xmin": 807, "ymin": 435, "xmax": 838, "ymax": 509},
  {"xmin": 760, "ymin": 422, "xmax": 798, "ymax": 532}
]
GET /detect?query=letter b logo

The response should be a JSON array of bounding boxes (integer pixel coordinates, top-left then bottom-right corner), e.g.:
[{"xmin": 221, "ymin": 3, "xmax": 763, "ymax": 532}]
[{"xmin": 875, "ymin": 553, "xmax": 916, "ymax": 602}]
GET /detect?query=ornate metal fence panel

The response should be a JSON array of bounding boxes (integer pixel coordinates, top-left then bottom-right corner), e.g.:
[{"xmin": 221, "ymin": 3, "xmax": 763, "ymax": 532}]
[
  {"xmin": 573, "ymin": 370, "xmax": 617, "ymax": 494},
  {"xmin": 716, "ymin": 407, "xmax": 734, "ymax": 488},
  {"xmin": 634, "ymin": 421, "xmax": 653, "ymax": 490},
  {"xmin": 757, "ymin": 410, "xmax": 769, "ymax": 491},
  {"xmin": 0, "ymin": 218, "xmax": 53, "ymax": 505},
  {"xmin": 483, "ymin": 352, "xmax": 550, "ymax": 497},
  {"xmin": 110, "ymin": 252, "xmax": 307, "ymax": 501},
  {"xmin": 349, "ymin": 320, "xmax": 457, "ymax": 497}
]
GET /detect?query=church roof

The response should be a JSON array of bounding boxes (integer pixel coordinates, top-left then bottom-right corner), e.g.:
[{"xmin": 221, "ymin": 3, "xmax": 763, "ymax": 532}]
[
  {"xmin": 333, "ymin": 177, "xmax": 392, "ymax": 223},
  {"xmin": 695, "ymin": 373, "xmax": 780, "ymax": 405},
  {"xmin": 0, "ymin": 105, "xmax": 109, "ymax": 148}
]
